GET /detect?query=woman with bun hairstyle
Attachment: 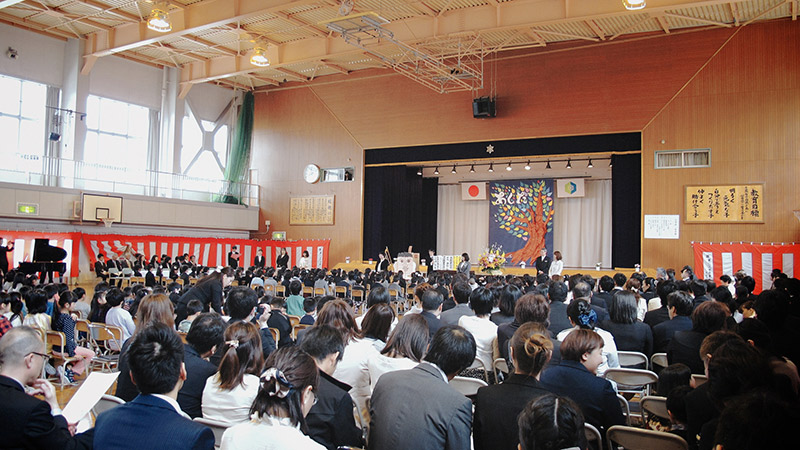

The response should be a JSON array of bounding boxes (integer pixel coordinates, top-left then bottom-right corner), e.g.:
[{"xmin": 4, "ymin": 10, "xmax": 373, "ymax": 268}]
[
  {"xmin": 474, "ymin": 322, "xmax": 555, "ymax": 450},
  {"xmin": 540, "ymin": 328, "xmax": 625, "ymax": 438},
  {"xmin": 556, "ymin": 299, "xmax": 619, "ymax": 376},
  {"xmin": 221, "ymin": 346, "xmax": 323, "ymax": 450}
]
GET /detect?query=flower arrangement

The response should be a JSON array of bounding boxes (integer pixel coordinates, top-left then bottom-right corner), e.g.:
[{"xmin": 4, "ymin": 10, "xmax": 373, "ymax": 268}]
[{"xmin": 478, "ymin": 244, "xmax": 507, "ymax": 273}]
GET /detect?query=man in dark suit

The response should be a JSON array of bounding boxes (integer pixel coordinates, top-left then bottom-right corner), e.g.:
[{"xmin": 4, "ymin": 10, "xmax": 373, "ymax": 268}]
[
  {"xmin": 226, "ymin": 287, "xmax": 276, "ymax": 359},
  {"xmin": 0, "ymin": 326, "xmax": 94, "ymax": 449},
  {"xmin": 374, "ymin": 253, "xmax": 389, "ymax": 272},
  {"xmin": 547, "ymin": 281, "xmax": 572, "ymax": 335},
  {"xmin": 95, "ymin": 253, "xmax": 109, "ymax": 281},
  {"xmin": 439, "ymin": 281, "xmax": 474, "ymax": 326},
  {"xmin": 301, "ymin": 325, "xmax": 364, "ymax": 450},
  {"xmin": 645, "ymin": 280, "xmax": 678, "ymax": 330},
  {"xmin": 419, "ymin": 289, "xmax": 444, "ymax": 338},
  {"xmin": 497, "ymin": 294, "xmax": 561, "ymax": 368},
  {"xmin": 592, "ymin": 275, "xmax": 615, "ymax": 309},
  {"xmin": 369, "ymin": 325, "xmax": 476, "ymax": 450},
  {"xmin": 652, "ymin": 290, "xmax": 694, "ymax": 353},
  {"xmin": 177, "ymin": 313, "xmax": 225, "ymax": 418},
  {"xmin": 94, "ymin": 323, "xmax": 215, "ymax": 450},
  {"xmin": 690, "ymin": 279, "xmax": 710, "ymax": 308},
  {"xmin": 145, "ymin": 265, "xmax": 158, "ymax": 287},
  {"xmin": 253, "ymin": 248, "xmax": 265, "ymax": 268},
  {"xmin": 227, "ymin": 245, "xmax": 240, "ymax": 269},
  {"xmin": 533, "ymin": 248, "xmax": 552, "ymax": 276}
]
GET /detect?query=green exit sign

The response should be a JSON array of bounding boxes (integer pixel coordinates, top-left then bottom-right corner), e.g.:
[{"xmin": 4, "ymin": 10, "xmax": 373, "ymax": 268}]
[{"xmin": 17, "ymin": 203, "xmax": 39, "ymax": 215}]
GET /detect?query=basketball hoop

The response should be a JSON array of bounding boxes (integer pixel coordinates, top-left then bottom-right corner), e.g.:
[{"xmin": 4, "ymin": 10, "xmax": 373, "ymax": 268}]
[{"xmin": 101, "ymin": 218, "xmax": 116, "ymax": 228}]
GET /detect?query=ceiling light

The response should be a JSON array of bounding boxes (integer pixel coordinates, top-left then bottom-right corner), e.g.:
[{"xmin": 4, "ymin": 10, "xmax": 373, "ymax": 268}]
[
  {"xmin": 546, "ymin": 160, "xmax": 551, "ymax": 170},
  {"xmin": 609, "ymin": 158, "xmax": 613, "ymax": 168},
  {"xmin": 566, "ymin": 159, "xmax": 572, "ymax": 169},
  {"xmin": 588, "ymin": 159, "xmax": 593, "ymax": 168},
  {"xmin": 470, "ymin": 165, "xmax": 475, "ymax": 173},
  {"xmin": 524, "ymin": 161, "xmax": 531, "ymax": 170},
  {"xmin": 622, "ymin": 0, "xmax": 646, "ymax": 11},
  {"xmin": 147, "ymin": 3, "xmax": 172, "ymax": 32},
  {"xmin": 488, "ymin": 163, "xmax": 494, "ymax": 172},
  {"xmin": 250, "ymin": 45, "xmax": 270, "ymax": 67},
  {"xmin": 506, "ymin": 162, "xmax": 512, "ymax": 171},
  {"xmin": 434, "ymin": 166, "xmax": 439, "ymax": 175},
  {"xmin": 451, "ymin": 165, "xmax": 457, "ymax": 174},
  {"xmin": 416, "ymin": 167, "xmax": 422, "ymax": 176}
]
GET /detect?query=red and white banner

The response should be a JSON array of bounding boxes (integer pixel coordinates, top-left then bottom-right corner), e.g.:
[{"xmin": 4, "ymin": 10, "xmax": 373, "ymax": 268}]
[
  {"xmin": 692, "ymin": 242, "xmax": 799, "ymax": 294},
  {"xmin": 81, "ymin": 234, "xmax": 330, "ymax": 270},
  {"xmin": 0, "ymin": 231, "xmax": 81, "ymax": 277}
]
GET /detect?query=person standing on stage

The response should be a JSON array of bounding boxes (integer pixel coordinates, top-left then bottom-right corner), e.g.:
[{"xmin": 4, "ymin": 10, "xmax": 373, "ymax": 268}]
[
  {"xmin": 228, "ymin": 246, "xmax": 240, "ymax": 269},
  {"xmin": 375, "ymin": 253, "xmax": 389, "ymax": 272},
  {"xmin": 0, "ymin": 238, "xmax": 13, "ymax": 276},
  {"xmin": 253, "ymin": 248, "xmax": 265, "ymax": 269},
  {"xmin": 534, "ymin": 248, "xmax": 552, "ymax": 276},
  {"xmin": 276, "ymin": 248, "xmax": 290, "ymax": 269}
]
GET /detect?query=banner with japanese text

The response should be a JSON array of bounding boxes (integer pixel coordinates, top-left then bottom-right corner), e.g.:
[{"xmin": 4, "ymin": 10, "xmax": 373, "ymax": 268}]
[
  {"xmin": 489, "ymin": 179, "xmax": 555, "ymax": 267},
  {"xmin": 685, "ymin": 184, "xmax": 764, "ymax": 222}
]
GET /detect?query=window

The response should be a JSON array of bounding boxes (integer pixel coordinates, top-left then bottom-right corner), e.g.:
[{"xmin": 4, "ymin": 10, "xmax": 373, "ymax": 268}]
[
  {"xmin": 181, "ymin": 100, "xmax": 231, "ymax": 190},
  {"xmin": 84, "ymin": 95, "xmax": 151, "ymax": 189},
  {"xmin": 655, "ymin": 149, "xmax": 711, "ymax": 169},
  {"xmin": 0, "ymin": 74, "xmax": 48, "ymax": 174}
]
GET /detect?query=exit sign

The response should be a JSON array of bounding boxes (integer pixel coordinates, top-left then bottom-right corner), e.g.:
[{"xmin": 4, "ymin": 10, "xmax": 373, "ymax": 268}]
[{"xmin": 16, "ymin": 203, "xmax": 39, "ymax": 215}]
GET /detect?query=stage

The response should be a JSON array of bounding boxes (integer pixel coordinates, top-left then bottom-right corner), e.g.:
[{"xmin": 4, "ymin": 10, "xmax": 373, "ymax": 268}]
[{"xmin": 332, "ymin": 262, "xmax": 656, "ymax": 279}]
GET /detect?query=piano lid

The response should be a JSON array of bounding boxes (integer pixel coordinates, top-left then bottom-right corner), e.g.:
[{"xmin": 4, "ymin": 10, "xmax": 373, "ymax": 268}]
[{"xmin": 32, "ymin": 238, "xmax": 67, "ymax": 263}]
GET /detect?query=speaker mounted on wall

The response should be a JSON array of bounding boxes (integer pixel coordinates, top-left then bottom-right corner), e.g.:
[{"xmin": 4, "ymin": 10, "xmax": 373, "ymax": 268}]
[{"xmin": 472, "ymin": 96, "xmax": 496, "ymax": 118}]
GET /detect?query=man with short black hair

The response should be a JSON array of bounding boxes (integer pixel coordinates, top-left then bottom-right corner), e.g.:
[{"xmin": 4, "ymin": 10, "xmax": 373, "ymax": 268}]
[
  {"xmin": 369, "ymin": 325, "xmax": 476, "ymax": 450},
  {"xmin": 301, "ymin": 325, "xmax": 364, "ymax": 450},
  {"xmin": 613, "ymin": 272, "xmax": 627, "ymax": 290},
  {"xmin": 177, "ymin": 313, "xmax": 226, "ymax": 418},
  {"xmin": 94, "ymin": 323, "xmax": 215, "ymax": 449},
  {"xmin": 594, "ymin": 275, "xmax": 615, "ymax": 309},
  {"xmin": 226, "ymin": 286, "xmax": 277, "ymax": 359},
  {"xmin": 547, "ymin": 281, "xmax": 571, "ymax": 335},
  {"xmin": 652, "ymin": 291, "xmax": 694, "ymax": 353},
  {"xmin": 440, "ymin": 281, "xmax": 474, "ymax": 326},
  {"xmin": 0, "ymin": 326, "xmax": 94, "ymax": 449},
  {"xmin": 95, "ymin": 254, "xmax": 109, "ymax": 281},
  {"xmin": 644, "ymin": 280, "xmax": 677, "ymax": 329},
  {"xmin": 420, "ymin": 289, "xmax": 444, "ymax": 337},
  {"xmin": 286, "ymin": 279, "xmax": 305, "ymax": 316},
  {"xmin": 690, "ymin": 279, "xmax": 710, "ymax": 308}
]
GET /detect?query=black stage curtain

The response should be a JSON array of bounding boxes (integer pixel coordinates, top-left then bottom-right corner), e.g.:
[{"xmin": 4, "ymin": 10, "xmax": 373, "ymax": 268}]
[
  {"xmin": 611, "ymin": 153, "xmax": 642, "ymax": 268},
  {"xmin": 363, "ymin": 166, "xmax": 438, "ymax": 261}
]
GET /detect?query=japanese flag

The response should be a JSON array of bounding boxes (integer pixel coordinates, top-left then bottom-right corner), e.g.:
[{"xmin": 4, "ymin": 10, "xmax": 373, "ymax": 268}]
[{"xmin": 461, "ymin": 182, "xmax": 487, "ymax": 200}]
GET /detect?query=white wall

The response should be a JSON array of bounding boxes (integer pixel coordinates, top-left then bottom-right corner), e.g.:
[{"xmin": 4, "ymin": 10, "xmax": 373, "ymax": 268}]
[
  {"xmin": 89, "ymin": 56, "xmax": 163, "ymax": 110},
  {"xmin": 186, "ymin": 83, "xmax": 238, "ymax": 122},
  {"xmin": 0, "ymin": 23, "xmax": 65, "ymax": 87}
]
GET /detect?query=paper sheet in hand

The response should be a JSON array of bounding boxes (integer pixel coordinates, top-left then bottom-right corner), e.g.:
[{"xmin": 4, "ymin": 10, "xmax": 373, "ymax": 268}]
[{"xmin": 62, "ymin": 371, "xmax": 120, "ymax": 423}]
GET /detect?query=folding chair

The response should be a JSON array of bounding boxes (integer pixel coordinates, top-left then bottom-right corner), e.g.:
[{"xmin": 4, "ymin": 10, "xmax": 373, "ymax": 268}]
[
  {"xmin": 91, "ymin": 394, "xmax": 125, "ymax": 419},
  {"xmin": 641, "ymin": 396, "xmax": 670, "ymax": 422},
  {"xmin": 303, "ymin": 286, "xmax": 314, "ymax": 297},
  {"xmin": 287, "ymin": 315, "xmax": 301, "ymax": 329},
  {"xmin": 335, "ymin": 286, "xmax": 348, "ymax": 298},
  {"xmin": 269, "ymin": 327, "xmax": 280, "ymax": 344},
  {"xmin": 275, "ymin": 285, "xmax": 286, "ymax": 297},
  {"xmin": 605, "ymin": 425, "xmax": 688, "ymax": 450},
  {"xmin": 263, "ymin": 284, "xmax": 275, "ymax": 296},
  {"xmin": 108, "ymin": 268, "xmax": 122, "ymax": 286},
  {"xmin": 121, "ymin": 268, "xmax": 134, "ymax": 286},
  {"xmin": 604, "ymin": 368, "xmax": 658, "ymax": 397},
  {"xmin": 618, "ymin": 351, "xmax": 648, "ymax": 369},
  {"xmin": 90, "ymin": 323, "xmax": 123, "ymax": 372},
  {"xmin": 492, "ymin": 358, "xmax": 509, "ymax": 383},
  {"xmin": 292, "ymin": 323, "xmax": 312, "ymax": 340},
  {"xmin": 618, "ymin": 394, "xmax": 632, "ymax": 426},
  {"xmin": 691, "ymin": 374, "xmax": 708, "ymax": 387},
  {"xmin": 75, "ymin": 319, "xmax": 92, "ymax": 349},
  {"xmin": 465, "ymin": 357, "xmax": 491, "ymax": 383},
  {"xmin": 450, "ymin": 376, "xmax": 488, "ymax": 397},
  {"xmin": 585, "ymin": 423, "xmax": 602, "ymax": 449},
  {"xmin": 193, "ymin": 417, "xmax": 230, "ymax": 448},
  {"xmin": 46, "ymin": 331, "xmax": 82, "ymax": 387},
  {"xmin": 388, "ymin": 288, "xmax": 401, "ymax": 300},
  {"xmin": 650, "ymin": 352, "xmax": 668, "ymax": 373},
  {"xmin": 352, "ymin": 289, "xmax": 365, "ymax": 304},
  {"xmin": 314, "ymin": 287, "xmax": 326, "ymax": 296}
]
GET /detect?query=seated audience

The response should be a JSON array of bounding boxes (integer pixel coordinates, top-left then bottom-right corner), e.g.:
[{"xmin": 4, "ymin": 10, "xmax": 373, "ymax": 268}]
[
  {"xmin": 667, "ymin": 300, "xmax": 729, "ymax": 374},
  {"xmin": 221, "ymin": 346, "xmax": 323, "ymax": 450},
  {"xmin": 70, "ymin": 287, "xmax": 90, "ymax": 319},
  {"xmin": 517, "ymin": 394, "xmax": 588, "ymax": 450},
  {"xmin": 22, "ymin": 289, "xmax": 51, "ymax": 334},
  {"xmin": 177, "ymin": 313, "xmax": 226, "ymax": 419},
  {"xmin": 593, "ymin": 275, "xmax": 615, "ymax": 309},
  {"xmin": 88, "ymin": 289, "xmax": 109, "ymax": 323},
  {"xmin": 458, "ymin": 287, "xmax": 498, "ymax": 379},
  {"xmin": 600, "ymin": 290, "xmax": 653, "ymax": 359},
  {"xmin": 547, "ymin": 281, "xmax": 572, "ymax": 335},
  {"xmin": 51, "ymin": 294, "xmax": 94, "ymax": 383},
  {"xmin": 202, "ymin": 321, "xmax": 264, "ymax": 424},
  {"xmin": 226, "ymin": 287, "xmax": 276, "ymax": 360},
  {"xmin": 713, "ymin": 390, "xmax": 799, "ymax": 450},
  {"xmin": 367, "ymin": 313, "xmax": 429, "ymax": 390},
  {"xmin": 419, "ymin": 288, "xmax": 444, "ymax": 337},
  {"xmin": 439, "ymin": 280, "xmax": 474, "ymax": 326},
  {"xmin": 556, "ymin": 299, "xmax": 619, "ymax": 376},
  {"xmin": 177, "ymin": 299, "xmax": 204, "ymax": 333},
  {"xmin": 491, "ymin": 284, "xmax": 522, "ymax": 325},
  {"xmin": 498, "ymin": 293, "xmax": 561, "ymax": 368},
  {"xmin": 644, "ymin": 280, "xmax": 677, "ymax": 329},
  {"xmin": 474, "ymin": 323, "xmax": 554, "ymax": 450},
  {"xmin": 267, "ymin": 297, "xmax": 294, "ymax": 348},
  {"xmin": 105, "ymin": 288, "xmax": 136, "ymax": 344},
  {"xmin": 301, "ymin": 297, "xmax": 317, "ymax": 325},
  {"xmin": 285, "ymin": 279, "xmax": 305, "ymax": 317},
  {"xmin": 652, "ymin": 291, "xmax": 694, "ymax": 353},
  {"xmin": 369, "ymin": 325, "xmax": 476, "ymax": 450},
  {"xmin": 300, "ymin": 325, "xmax": 364, "ymax": 450},
  {"xmin": 540, "ymin": 328, "xmax": 625, "ymax": 436},
  {"xmin": 95, "ymin": 323, "xmax": 214, "ymax": 449},
  {"xmin": 665, "ymin": 385, "xmax": 693, "ymax": 440},
  {"xmin": 0, "ymin": 326, "xmax": 94, "ymax": 449}
]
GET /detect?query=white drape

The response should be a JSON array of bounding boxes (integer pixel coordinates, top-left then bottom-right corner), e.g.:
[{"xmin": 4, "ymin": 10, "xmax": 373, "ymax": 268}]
[{"xmin": 436, "ymin": 179, "xmax": 612, "ymax": 269}]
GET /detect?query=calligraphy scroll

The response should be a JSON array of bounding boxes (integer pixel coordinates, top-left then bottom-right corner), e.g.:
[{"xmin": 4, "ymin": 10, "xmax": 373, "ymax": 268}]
[
  {"xmin": 290, "ymin": 195, "xmax": 335, "ymax": 225},
  {"xmin": 685, "ymin": 184, "xmax": 763, "ymax": 223}
]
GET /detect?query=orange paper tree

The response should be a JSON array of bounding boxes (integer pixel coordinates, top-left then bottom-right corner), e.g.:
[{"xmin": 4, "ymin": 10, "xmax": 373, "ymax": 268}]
[{"xmin": 490, "ymin": 180, "xmax": 554, "ymax": 266}]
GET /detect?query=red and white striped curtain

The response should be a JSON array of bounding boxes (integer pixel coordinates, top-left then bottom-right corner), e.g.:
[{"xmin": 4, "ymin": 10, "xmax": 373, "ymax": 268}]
[
  {"xmin": 0, "ymin": 231, "xmax": 82, "ymax": 277},
  {"xmin": 692, "ymin": 242, "xmax": 799, "ymax": 294},
  {"xmin": 81, "ymin": 234, "xmax": 330, "ymax": 270}
]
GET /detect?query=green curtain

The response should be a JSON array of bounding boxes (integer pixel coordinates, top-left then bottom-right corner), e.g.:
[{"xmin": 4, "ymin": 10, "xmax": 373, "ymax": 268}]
[{"xmin": 217, "ymin": 91, "xmax": 254, "ymax": 204}]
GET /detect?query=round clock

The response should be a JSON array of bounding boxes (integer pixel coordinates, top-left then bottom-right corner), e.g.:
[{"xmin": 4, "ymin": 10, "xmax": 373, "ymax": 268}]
[{"xmin": 303, "ymin": 164, "xmax": 321, "ymax": 184}]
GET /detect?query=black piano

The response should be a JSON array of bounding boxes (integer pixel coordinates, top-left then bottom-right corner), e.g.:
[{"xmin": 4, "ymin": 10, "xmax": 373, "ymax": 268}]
[{"xmin": 18, "ymin": 239, "xmax": 68, "ymax": 283}]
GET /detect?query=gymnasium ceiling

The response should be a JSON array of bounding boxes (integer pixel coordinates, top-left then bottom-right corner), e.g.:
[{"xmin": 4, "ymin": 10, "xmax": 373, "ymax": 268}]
[{"xmin": 1, "ymin": 0, "xmax": 797, "ymax": 94}]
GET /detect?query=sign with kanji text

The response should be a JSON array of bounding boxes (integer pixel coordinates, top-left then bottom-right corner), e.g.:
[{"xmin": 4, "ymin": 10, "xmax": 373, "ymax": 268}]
[
  {"xmin": 685, "ymin": 184, "xmax": 763, "ymax": 223},
  {"xmin": 290, "ymin": 195, "xmax": 335, "ymax": 225}
]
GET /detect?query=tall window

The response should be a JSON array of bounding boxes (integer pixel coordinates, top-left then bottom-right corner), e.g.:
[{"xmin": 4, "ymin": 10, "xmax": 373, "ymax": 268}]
[
  {"xmin": 0, "ymin": 74, "xmax": 47, "ymax": 175},
  {"xmin": 84, "ymin": 95, "xmax": 150, "ymax": 189}
]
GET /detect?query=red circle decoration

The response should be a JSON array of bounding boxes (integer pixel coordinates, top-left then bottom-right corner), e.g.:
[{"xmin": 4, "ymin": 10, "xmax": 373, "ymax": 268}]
[{"xmin": 468, "ymin": 185, "xmax": 479, "ymax": 197}]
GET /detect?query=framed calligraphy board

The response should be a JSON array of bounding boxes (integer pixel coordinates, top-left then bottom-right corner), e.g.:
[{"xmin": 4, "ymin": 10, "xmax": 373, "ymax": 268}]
[
  {"xmin": 684, "ymin": 184, "xmax": 763, "ymax": 223},
  {"xmin": 290, "ymin": 195, "xmax": 335, "ymax": 225}
]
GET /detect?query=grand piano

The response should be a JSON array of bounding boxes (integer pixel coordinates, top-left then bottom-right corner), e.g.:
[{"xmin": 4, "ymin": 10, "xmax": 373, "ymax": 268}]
[{"xmin": 18, "ymin": 239, "xmax": 67, "ymax": 283}]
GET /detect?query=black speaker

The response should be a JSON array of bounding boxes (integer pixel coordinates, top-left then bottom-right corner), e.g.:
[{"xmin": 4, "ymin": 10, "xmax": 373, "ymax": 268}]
[{"xmin": 472, "ymin": 96, "xmax": 496, "ymax": 118}]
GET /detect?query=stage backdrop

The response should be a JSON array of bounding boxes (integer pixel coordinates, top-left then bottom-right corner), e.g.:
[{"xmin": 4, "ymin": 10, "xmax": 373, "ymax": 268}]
[
  {"xmin": 1, "ymin": 231, "xmax": 81, "ymax": 278},
  {"xmin": 692, "ymin": 242, "xmax": 798, "ymax": 294},
  {"xmin": 489, "ymin": 179, "xmax": 555, "ymax": 267},
  {"xmin": 81, "ymin": 234, "xmax": 330, "ymax": 270}
]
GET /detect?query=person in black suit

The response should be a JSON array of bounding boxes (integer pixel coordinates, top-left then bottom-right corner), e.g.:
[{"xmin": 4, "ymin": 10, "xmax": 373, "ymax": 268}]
[
  {"xmin": 253, "ymin": 248, "xmax": 265, "ymax": 269},
  {"xmin": 497, "ymin": 293, "xmax": 561, "ymax": 368},
  {"xmin": 267, "ymin": 297, "xmax": 294, "ymax": 348},
  {"xmin": 419, "ymin": 289, "xmax": 443, "ymax": 338},
  {"xmin": 95, "ymin": 253, "xmax": 109, "ymax": 281},
  {"xmin": 547, "ymin": 281, "xmax": 572, "ymax": 335},
  {"xmin": 690, "ymin": 279, "xmax": 710, "ymax": 308},
  {"xmin": 94, "ymin": 323, "xmax": 215, "ymax": 449},
  {"xmin": 474, "ymin": 323, "xmax": 554, "ymax": 450},
  {"xmin": 644, "ymin": 280, "xmax": 677, "ymax": 329},
  {"xmin": 227, "ymin": 245, "xmax": 240, "ymax": 269},
  {"xmin": 533, "ymin": 248, "xmax": 552, "ymax": 276},
  {"xmin": 276, "ymin": 247, "xmax": 290, "ymax": 269},
  {"xmin": 540, "ymin": 328, "xmax": 625, "ymax": 438},
  {"xmin": 374, "ymin": 253, "xmax": 389, "ymax": 272},
  {"xmin": 145, "ymin": 265, "xmax": 158, "ymax": 287},
  {"xmin": 600, "ymin": 290, "xmax": 653, "ymax": 360},
  {"xmin": 0, "ymin": 326, "xmax": 94, "ymax": 449},
  {"xmin": 0, "ymin": 237, "xmax": 13, "ymax": 276},
  {"xmin": 592, "ymin": 275, "xmax": 615, "ymax": 309},
  {"xmin": 226, "ymin": 287, "xmax": 276, "ymax": 359},
  {"xmin": 301, "ymin": 325, "xmax": 364, "ymax": 450},
  {"xmin": 652, "ymin": 290, "xmax": 694, "ymax": 353},
  {"xmin": 177, "ymin": 313, "xmax": 225, "ymax": 418},
  {"xmin": 175, "ymin": 267, "xmax": 234, "ymax": 323},
  {"xmin": 667, "ymin": 300, "xmax": 729, "ymax": 374}
]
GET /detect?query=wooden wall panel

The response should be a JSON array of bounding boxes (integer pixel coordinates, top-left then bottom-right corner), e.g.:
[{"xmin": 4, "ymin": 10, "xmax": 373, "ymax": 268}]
[
  {"xmin": 641, "ymin": 20, "xmax": 800, "ymax": 270},
  {"xmin": 251, "ymin": 88, "xmax": 364, "ymax": 265}
]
